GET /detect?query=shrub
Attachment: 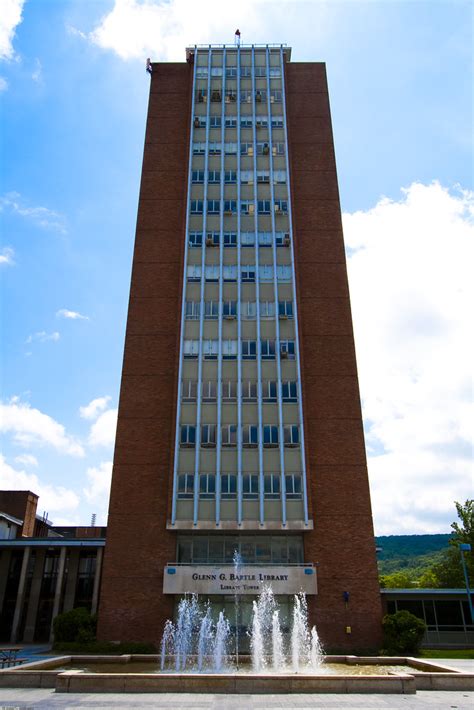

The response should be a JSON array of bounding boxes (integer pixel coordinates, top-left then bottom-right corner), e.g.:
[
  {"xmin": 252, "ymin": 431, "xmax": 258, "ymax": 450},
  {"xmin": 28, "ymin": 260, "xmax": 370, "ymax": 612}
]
[
  {"xmin": 382, "ymin": 610, "xmax": 426, "ymax": 655},
  {"xmin": 53, "ymin": 607, "xmax": 97, "ymax": 643}
]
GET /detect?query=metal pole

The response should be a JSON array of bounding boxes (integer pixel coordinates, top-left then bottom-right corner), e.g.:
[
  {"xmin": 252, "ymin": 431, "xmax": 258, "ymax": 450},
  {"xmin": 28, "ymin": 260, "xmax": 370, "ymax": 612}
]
[{"xmin": 459, "ymin": 543, "xmax": 473, "ymax": 623}]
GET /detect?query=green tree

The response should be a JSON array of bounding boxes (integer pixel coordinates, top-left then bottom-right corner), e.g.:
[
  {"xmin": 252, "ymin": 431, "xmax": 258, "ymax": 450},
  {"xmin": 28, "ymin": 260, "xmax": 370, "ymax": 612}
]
[
  {"xmin": 379, "ymin": 571, "xmax": 416, "ymax": 589},
  {"xmin": 424, "ymin": 500, "xmax": 474, "ymax": 588},
  {"xmin": 382, "ymin": 610, "xmax": 426, "ymax": 655},
  {"xmin": 450, "ymin": 499, "xmax": 474, "ymax": 548}
]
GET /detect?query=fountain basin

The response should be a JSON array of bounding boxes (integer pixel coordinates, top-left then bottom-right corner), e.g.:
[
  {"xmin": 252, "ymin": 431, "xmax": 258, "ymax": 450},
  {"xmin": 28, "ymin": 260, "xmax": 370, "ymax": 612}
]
[{"xmin": 1, "ymin": 655, "xmax": 473, "ymax": 694}]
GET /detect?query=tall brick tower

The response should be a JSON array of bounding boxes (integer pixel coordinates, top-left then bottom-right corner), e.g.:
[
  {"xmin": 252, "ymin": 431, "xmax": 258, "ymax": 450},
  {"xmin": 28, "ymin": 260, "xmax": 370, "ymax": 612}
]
[{"xmin": 97, "ymin": 43, "xmax": 382, "ymax": 651}]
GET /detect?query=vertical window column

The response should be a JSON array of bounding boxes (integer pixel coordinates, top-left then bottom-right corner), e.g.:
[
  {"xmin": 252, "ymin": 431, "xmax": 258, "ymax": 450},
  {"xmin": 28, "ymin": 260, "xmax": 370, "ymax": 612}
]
[
  {"xmin": 236, "ymin": 45, "xmax": 243, "ymax": 524},
  {"xmin": 280, "ymin": 46, "xmax": 309, "ymax": 525},
  {"xmin": 266, "ymin": 46, "xmax": 286, "ymax": 525},
  {"xmin": 171, "ymin": 47, "xmax": 199, "ymax": 525}
]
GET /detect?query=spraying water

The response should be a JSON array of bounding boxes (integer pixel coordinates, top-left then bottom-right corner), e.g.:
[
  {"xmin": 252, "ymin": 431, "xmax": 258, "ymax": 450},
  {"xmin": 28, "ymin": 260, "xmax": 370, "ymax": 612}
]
[{"xmin": 233, "ymin": 550, "xmax": 243, "ymax": 668}]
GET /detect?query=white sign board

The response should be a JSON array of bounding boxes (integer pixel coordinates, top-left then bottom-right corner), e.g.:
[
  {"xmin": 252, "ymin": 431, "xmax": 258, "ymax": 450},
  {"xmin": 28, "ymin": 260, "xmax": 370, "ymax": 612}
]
[{"xmin": 163, "ymin": 565, "xmax": 317, "ymax": 595}]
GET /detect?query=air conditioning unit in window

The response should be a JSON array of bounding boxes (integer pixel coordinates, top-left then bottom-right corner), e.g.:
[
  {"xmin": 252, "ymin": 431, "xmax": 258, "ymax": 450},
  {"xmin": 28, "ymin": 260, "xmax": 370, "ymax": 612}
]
[
  {"xmin": 284, "ymin": 234, "xmax": 291, "ymax": 246},
  {"xmin": 211, "ymin": 90, "xmax": 221, "ymax": 102},
  {"xmin": 262, "ymin": 143, "xmax": 270, "ymax": 155},
  {"xmin": 194, "ymin": 117, "xmax": 200, "ymax": 128},
  {"xmin": 228, "ymin": 93, "xmax": 236, "ymax": 102},
  {"xmin": 274, "ymin": 204, "xmax": 281, "ymax": 213},
  {"xmin": 280, "ymin": 347, "xmax": 288, "ymax": 359},
  {"xmin": 256, "ymin": 91, "xmax": 262, "ymax": 102},
  {"xmin": 256, "ymin": 120, "xmax": 265, "ymax": 129}
]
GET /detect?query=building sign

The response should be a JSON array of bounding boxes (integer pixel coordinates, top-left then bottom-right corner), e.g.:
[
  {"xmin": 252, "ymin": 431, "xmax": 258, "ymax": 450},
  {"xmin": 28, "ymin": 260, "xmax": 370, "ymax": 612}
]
[{"xmin": 163, "ymin": 565, "xmax": 317, "ymax": 595}]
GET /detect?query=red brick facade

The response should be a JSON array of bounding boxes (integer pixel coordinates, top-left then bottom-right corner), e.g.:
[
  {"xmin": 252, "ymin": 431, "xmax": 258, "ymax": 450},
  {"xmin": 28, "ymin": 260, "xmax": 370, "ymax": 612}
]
[{"xmin": 286, "ymin": 62, "xmax": 382, "ymax": 650}]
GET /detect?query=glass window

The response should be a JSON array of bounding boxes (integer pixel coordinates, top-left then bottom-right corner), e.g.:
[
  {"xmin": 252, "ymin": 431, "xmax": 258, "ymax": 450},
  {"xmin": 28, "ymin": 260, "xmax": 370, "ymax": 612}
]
[
  {"xmin": 271, "ymin": 91, "xmax": 283, "ymax": 103},
  {"xmin": 273, "ymin": 170, "xmax": 286, "ymax": 184},
  {"xmin": 256, "ymin": 142, "xmax": 270, "ymax": 155},
  {"xmin": 221, "ymin": 474, "xmax": 237, "ymax": 499},
  {"xmin": 243, "ymin": 474, "xmax": 259, "ymax": 499},
  {"xmin": 274, "ymin": 199, "xmax": 288, "ymax": 214},
  {"xmin": 279, "ymin": 300, "xmax": 293, "ymax": 318},
  {"xmin": 224, "ymin": 200, "xmax": 237, "ymax": 214},
  {"xmin": 208, "ymin": 171, "xmax": 221, "ymax": 184},
  {"xmin": 225, "ymin": 142, "xmax": 238, "ymax": 154},
  {"xmin": 222, "ymin": 381, "xmax": 237, "ymax": 400},
  {"xmin": 189, "ymin": 231, "xmax": 203, "ymax": 247},
  {"xmin": 280, "ymin": 340, "xmax": 296, "ymax": 359},
  {"xmin": 192, "ymin": 170, "xmax": 205, "ymax": 183},
  {"xmin": 221, "ymin": 425, "xmax": 237, "ymax": 447},
  {"xmin": 255, "ymin": 89, "xmax": 266, "ymax": 102},
  {"xmin": 241, "ymin": 381, "xmax": 257, "ymax": 401},
  {"xmin": 180, "ymin": 425, "xmax": 196, "ymax": 447},
  {"xmin": 223, "ymin": 232, "xmax": 237, "ymax": 247},
  {"xmin": 208, "ymin": 538, "xmax": 224, "ymax": 562},
  {"xmin": 259, "ymin": 265, "xmax": 273, "ymax": 281},
  {"xmin": 196, "ymin": 89, "xmax": 207, "ymax": 103},
  {"xmin": 177, "ymin": 474, "xmax": 194, "ymax": 499},
  {"xmin": 282, "ymin": 381, "xmax": 297, "ymax": 402},
  {"xmin": 224, "ymin": 171, "xmax": 237, "ymax": 184},
  {"xmin": 222, "ymin": 340, "xmax": 238, "ymax": 359},
  {"xmin": 276, "ymin": 232, "xmax": 291, "ymax": 247},
  {"xmin": 256, "ymin": 539, "xmax": 271, "ymax": 563},
  {"xmin": 223, "ymin": 265, "xmax": 238, "ymax": 282},
  {"xmin": 178, "ymin": 537, "xmax": 192, "ymax": 562},
  {"xmin": 205, "ymin": 265, "xmax": 219, "ymax": 281},
  {"xmin": 273, "ymin": 142, "xmax": 285, "ymax": 155},
  {"xmin": 243, "ymin": 425, "xmax": 258, "ymax": 447},
  {"xmin": 208, "ymin": 142, "xmax": 221, "ymax": 155},
  {"xmin": 277, "ymin": 265, "xmax": 292, "ymax": 282},
  {"xmin": 260, "ymin": 301, "xmax": 275, "ymax": 318},
  {"xmin": 183, "ymin": 340, "xmax": 199, "ymax": 358},
  {"xmin": 263, "ymin": 425, "xmax": 279, "ymax": 447},
  {"xmin": 182, "ymin": 380, "xmax": 197, "ymax": 402},
  {"xmin": 257, "ymin": 170, "xmax": 270, "ymax": 184},
  {"xmin": 201, "ymin": 425, "xmax": 217, "ymax": 447},
  {"xmin": 241, "ymin": 301, "xmax": 257, "ymax": 320},
  {"xmin": 223, "ymin": 300, "xmax": 237, "ymax": 318},
  {"xmin": 240, "ymin": 171, "xmax": 253, "ymax": 185},
  {"xmin": 203, "ymin": 340, "xmax": 218, "ymax": 359},
  {"xmin": 225, "ymin": 116, "xmax": 237, "ymax": 127},
  {"xmin": 241, "ymin": 200, "xmax": 255, "ymax": 215},
  {"xmin": 192, "ymin": 142, "xmax": 205, "ymax": 155},
  {"xmin": 240, "ymin": 116, "xmax": 253, "ymax": 128},
  {"xmin": 211, "ymin": 67, "xmax": 223, "ymax": 76},
  {"xmin": 199, "ymin": 473, "xmax": 216, "ymax": 498},
  {"xmin": 190, "ymin": 200, "xmax": 203, "ymax": 214},
  {"xmin": 258, "ymin": 200, "xmax": 271, "ymax": 214},
  {"xmin": 187, "ymin": 264, "xmax": 201, "ymax": 281},
  {"xmin": 258, "ymin": 232, "xmax": 273, "ymax": 247},
  {"xmin": 202, "ymin": 381, "xmax": 217, "ymax": 402},
  {"xmin": 241, "ymin": 232, "xmax": 255, "ymax": 246},
  {"xmin": 284, "ymin": 425, "xmax": 300, "ymax": 447},
  {"xmin": 241, "ymin": 265, "xmax": 256, "ymax": 282},
  {"xmin": 204, "ymin": 301, "xmax": 219, "ymax": 320},
  {"xmin": 271, "ymin": 116, "xmax": 283, "ymax": 127},
  {"xmin": 211, "ymin": 89, "xmax": 222, "ymax": 102},
  {"xmin": 264, "ymin": 474, "xmax": 280, "ymax": 499},
  {"xmin": 242, "ymin": 340, "xmax": 257, "ymax": 360},
  {"xmin": 210, "ymin": 116, "xmax": 222, "ymax": 128},
  {"xmin": 205, "ymin": 231, "xmax": 219, "ymax": 246},
  {"xmin": 185, "ymin": 301, "xmax": 200, "ymax": 320},
  {"xmin": 240, "ymin": 142, "xmax": 253, "ymax": 156},
  {"xmin": 263, "ymin": 381, "xmax": 277, "ymax": 402},
  {"xmin": 207, "ymin": 200, "xmax": 220, "ymax": 214},
  {"xmin": 261, "ymin": 339, "xmax": 276, "ymax": 360}
]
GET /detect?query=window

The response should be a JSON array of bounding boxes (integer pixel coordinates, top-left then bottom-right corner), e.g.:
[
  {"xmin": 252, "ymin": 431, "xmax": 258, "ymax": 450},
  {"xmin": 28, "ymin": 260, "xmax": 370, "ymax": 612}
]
[
  {"xmin": 274, "ymin": 199, "xmax": 288, "ymax": 214},
  {"xmin": 280, "ymin": 340, "xmax": 296, "ymax": 359},
  {"xmin": 208, "ymin": 170, "xmax": 221, "ymax": 184},
  {"xmin": 203, "ymin": 340, "xmax": 218, "ymax": 359},
  {"xmin": 221, "ymin": 425, "xmax": 237, "ymax": 447},
  {"xmin": 240, "ymin": 170, "xmax": 253, "ymax": 185},
  {"xmin": 241, "ymin": 232, "xmax": 255, "ymax": 246},
  {"xmin": 240, "ymin": 90, "xmax": 251, "ymax": 103},
  {"xmin": 273, "ymin": 170, "xmax": 287, "ymax": 184},
  {"xmin": 258, "ymin": 232, "xmax": 273, "ymax": 247},
  {"xmin": 261, "ymin": 339, "xmax": 276, "ymax": 360},
  {"xmin": 201, "ymin": 425, "xmax": 217, "ymax": 448},
  {"xmin": 241, "ymin": 200, "xmax": 255, "ymax": 215},
  {"xmin": 224, "ymin": 200, "xmax": 237, "ymax": 214},
  {"xmin": 190, "ymin": 200, "xmax": 203, "ymax": 214},
  {"xmin": 240, "ymin": 116, "xmax": 253, "ymax": 128},
  {"xmin": 205, "ymin": 231, "xmax": 219, "ymax": 246},
  {"xmin": 221, "ymin": 474, "xmax": 237, "ymax": 499},
  {"xmin": 222, "ymin": 380, "xmax": 237, "ymax": 401},
  {"xmin": 243, "ymin": 425, "xmax": 258, "ymax": 447},
  {"xmin": 263, "ymin": 381, "xmax": 277, "ymax": 402},
  {"xmin": 285, "ymin": 474, "xmax": 302, "ymax": 500},
  {"xmin": 178, "ymin": 473, "xmax": 194, "ymax": 499},
  {"xmin": 207, "ymin": 200, "xmax": 220, "ymax": 215},
  {"xmin": 223, "ymin": 232, "xmax": 237, "ymax": 247},
  {"xmin": 241, "ymin": 265, "xmax": 256, "ymax": 282},
  {"xmin": 284, "ymin": 425, "xmax": 300, "ymax": 447},
  {"xmin": 241, "ymin": 301, "xmax": 257, "ymax": 320},
  {"xmin": 240, "ymin": 66, "xmax": 251, "ymax": 77},
  {"xmin": 240, "ymin": 142, "xmax": 254, "ymax": 156},
  {"xmin": 200, "ymin": 473, "xmax": 216, "ymax": 499},
  {"xmin": 189, "ymin": 232, "xmax": 203, "ymax": 248},
  {"xmin": 205, "ymin": 265, "xmax": 219, "ymax": 282},
  {"xmin": 180, "ymin": 425, "xmax": 196, "ymax": 447},
  {"xmin": 258, "ymin": 200, "xmax": 271, "ymax": 214},
  {"xmin": 255, "ymin": 117, "xmax": 268, "ymax": 129},
  {"xmin": 192, "ymin": 170, "xmax": 204, "ymax": 183},
  {"xmin": 204, "ymin": 301, "xmax": 219, "ymax": 320},
  {"xmin": 225, "ymin": 142, "xmax": 237, "ymax": 155},
  {"xmin": 223, "ymin": 300, "xmax": 237, "ymax": 318},
  {"xmin": 209, "ymin": 142, "xmax": 221, "ymax": 155},
  {"xmin": 241, "ymin": 380, "xmax": 257, "ymax": 401},
  {"xmin": 211, "ymin": 89, "xmax": 222, "ymax": 102},
  {"xmin": 182, "ymin": 380, "xmax": 197, "ymax": 402},
  {"xmin": 282, "ymin": 381, "xmax": 297, "ymax": 402},
  {"xmin": 225, "ymin": 171, "xmax": 237, "ymax": 184},
  {"xmin": 256, "ymin": 142, "xmax": 270, "ymax": 155},
  {"xmin": 185, "ymin": 301, "xmax": 200, "ymax": 320},
  {"xmin": 222, "ymin": 340, "xmax": 238, "ymax": 359},
  {"xmin": 271, "ymin": 116, "xmax": 283, "ymax": 127},
  {"xmin": 276, "ymin": 232, "xmax": 290, "ymax": 247},
  {"xmin": 279, "ymin": 300, "xmax": 293, "ymax": 318},
  {"xmin": 192, "ymin": 142, "xmax": 205, "ymax": 155},
  {"xmin": 197, "ymin": 89, "xmax": 207, "ymax": 103},
  {"xmin": 210, "ymin": 116, "xmax": 222, "ymax": 128},
  {"xmin": 211, "ymin": 67, "xmax": 223, "ymax": 76},
  {"xmin": 273, "ymin": 142, "xmax": 285, "ymax": 155},
  {"xmin": 260, "ymin": 301, "xmax": 275, "ymax": 318},
  {"xmin": 269, "ymin": 68, "xmax": 281, "ymax": 78},
  {"xmin": 257, "ymin": 170, "xmax": 270, "ymax": 184},
  {"xmin": 242, "ymin": 340, "xmax": 257, "ymax": 360},
  {"xmin": 259, "ymin": 265, "xmax": 273, "ymax": 282},
  {"xmin": 270, "ymin": 91, "xmax": 283, "ymax": 103},
  {"xmin": 277, "ymin": 265, "xmax": 292, "ymax": 282},
  {"xmin": 225, "ymin": 116, "xmax": 237, "ymax": 127},
  {"xmin": 184, "ymin": 340, "xmax": 199, "ymax": 358},
  {"xmin": 202, "ymin": 381, "xmax": 217, "ymax": 402},
  {"xmin": 243, "ymin": 474, "xmax": 259, "ymax": 499},
  {"xmin": 264, "ymin": 474, "xmax": 280, "ymax": 499},
  {"xmin": 196, "ymin": 67, "xmax": 208, "ymax": 78},
  {"xmin": 255, "ymin": 89, "xmax": 266, "ymax": 102},
  {"xmin": 263, "ymin": 425, "xmax": 279, "ymax": 447},
  {"xmin": 223, "ymin": 265, "xmax": 238, "ymax": 282}
]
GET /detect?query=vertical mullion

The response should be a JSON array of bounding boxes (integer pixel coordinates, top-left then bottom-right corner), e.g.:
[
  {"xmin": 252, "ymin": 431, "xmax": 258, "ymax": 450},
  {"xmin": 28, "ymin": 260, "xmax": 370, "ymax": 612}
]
[
  {"xmin": 216, "ymin": 47, "xmax": 226, "ymax": 525},
  {"xmin": 236, "ymin": 46, "xmax": 243, "ymax": 525},
  {"xmin": 251, "ymin": 46, "xmax": 265, "ymax": 525},
  {"xmin": 265, "ymin": 46, "xmax": 287, "ymax": 525},
  {"xmin": 171, "ymin": 47, "xmax": 198, "ymax": 525},
  {"xmin": 280, "ymin": 46, "xmax": 309, "ymax": 525},
  {"xmin": 193, "ymin": 47, "xmax": 213, "ymax": 525}
]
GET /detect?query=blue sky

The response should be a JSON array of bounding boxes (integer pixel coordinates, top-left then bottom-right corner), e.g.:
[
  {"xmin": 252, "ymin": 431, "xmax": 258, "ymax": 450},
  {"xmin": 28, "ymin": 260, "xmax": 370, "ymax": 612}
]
[{"xmin": 1, "ymin": 0, "xmax": 472, "ymax": 534}]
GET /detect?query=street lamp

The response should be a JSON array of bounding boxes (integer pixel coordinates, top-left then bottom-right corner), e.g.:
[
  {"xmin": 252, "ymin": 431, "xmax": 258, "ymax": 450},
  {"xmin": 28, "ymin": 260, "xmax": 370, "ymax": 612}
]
[{"xmin": 459, "ymin": 543, "xmax": 473, "ymax": 623}]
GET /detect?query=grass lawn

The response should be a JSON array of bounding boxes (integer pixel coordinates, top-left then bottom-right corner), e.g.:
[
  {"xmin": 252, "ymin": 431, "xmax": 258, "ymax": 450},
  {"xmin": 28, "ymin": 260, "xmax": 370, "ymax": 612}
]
[{"xmin": 419, "ymin": 649, "xmax": 474, "ymax": 659}]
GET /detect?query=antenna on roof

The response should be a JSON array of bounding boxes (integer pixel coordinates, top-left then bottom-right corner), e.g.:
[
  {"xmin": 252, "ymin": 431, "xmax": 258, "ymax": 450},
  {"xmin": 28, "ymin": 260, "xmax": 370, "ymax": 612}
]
[
  {"xmin": 91, "ymin": 513, "xmax": 96, "ymax": 527},
  {"xmin": 146, "ymin": 58, "xmax": 152, "ymax": 75},
  {"xmin": 234, "ymin": 29, "xmax": 241, "ymax": 46}
]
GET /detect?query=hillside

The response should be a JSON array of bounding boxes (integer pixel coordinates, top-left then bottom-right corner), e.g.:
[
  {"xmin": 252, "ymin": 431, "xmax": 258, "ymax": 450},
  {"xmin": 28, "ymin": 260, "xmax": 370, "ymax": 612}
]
[{"xmin": 375, "ymin": 533, "xmax": 451, "ymax": 575}]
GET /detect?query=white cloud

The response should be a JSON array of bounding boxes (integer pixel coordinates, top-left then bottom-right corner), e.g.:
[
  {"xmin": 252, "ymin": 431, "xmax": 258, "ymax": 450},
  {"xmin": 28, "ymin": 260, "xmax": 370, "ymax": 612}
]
[
  {"xmin": 56, "ymin": 308, "xmax": 89, "ymax": 321},
  {"xmin": 0, "ymin": 246, "xmax": 14, "ymax": 265},
  {"xmin": 89, "ymin": 408, "xmax": 118, "ymax": 447},
  {"xmin": 79, "ymin": 396, "xmax": 111, "ymax": 421},
  {"xmin": 31, "ymin": 57, "xmax": 42, "ymax": 83},
  {"xmin": 0, "ymin": 454, "xmax": 80, "ymax": 514},
  {"xmin": 25, "ymin": 331, "xmax": 60, "ymax": 344},
  {"xmin": 343, "ymin": 181, "xmax": 474, "ymax": 535},
  {"xmin": 14, "ymin": 453, "xmax": 38, "ymax": 467},
  {"xmin": 83, "ymin": 460, "xmax": 112, "ymax": 503},
  {"xmin": 0, "ymin": 0, "xmax": 24, "ymax": 61},
  {"xmin": 0, "ymin": 398, "xmax": 85, "ymax": 457},
  {"xmin": 0, "ymin": 192, "xmax": 67, "ymax": 234},
  {"xmin": 0, "ymin": 76, "xmax": 7, "ymax": 91}
]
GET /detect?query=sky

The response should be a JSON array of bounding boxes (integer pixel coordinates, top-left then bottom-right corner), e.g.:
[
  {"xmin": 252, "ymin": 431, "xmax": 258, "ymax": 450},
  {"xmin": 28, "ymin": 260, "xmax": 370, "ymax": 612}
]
[{"xmin": 0, "ymin": 0, "xmax": 472, "ymax": 535}]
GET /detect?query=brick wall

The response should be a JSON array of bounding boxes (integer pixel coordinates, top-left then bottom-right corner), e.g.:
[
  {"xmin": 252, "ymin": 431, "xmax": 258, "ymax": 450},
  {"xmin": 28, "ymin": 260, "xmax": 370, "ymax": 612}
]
[
  {"xmin": 286, "ymin": 62, "xmax": 383, "ymax": 651},
  {"xmin": 97, "ymin": 62, "xmax": 192, "ymax": 644}
]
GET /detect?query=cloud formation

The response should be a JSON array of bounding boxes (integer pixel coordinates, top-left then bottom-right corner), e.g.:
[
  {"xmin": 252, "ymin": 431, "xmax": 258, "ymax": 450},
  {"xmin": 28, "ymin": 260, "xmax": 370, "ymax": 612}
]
[
  {"xmin": 0, "ymin": 192, "xmax": 67, "ymax": 234},
  {"xmin": 89, "ymin": 408, "xmax": 118, "ymax": 448},
  {"xmin": 0, "ymin": 0, "xmax": 24, "ymax": 61},
  {"xmin": 0, "ymin": 398, "xmax": 85, "ymax": 457},
  {"xmin": 56, "ymin": 308, "xmax": 89, "ymax": 321},
  {"xmin": 79, "ymin": 396, "xmax": 111, "ymax": 420},
  {"xmin": 25, "ymin": 331, "xmax": 60, "ymax": 344},
  {"xmin": 343, "ymin": 181, "xmax": 473, "ymax": 534},
  {"xmin": 14, "ymin": 453, "xmax": 38, "ymax": 467},
  {"xmin": 0, "ymin": 246, "xmax": 14, "ymax": 265},
  {"xmin": 0, "ymin": 77, "xmax": 7, "ymax": 92}
]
